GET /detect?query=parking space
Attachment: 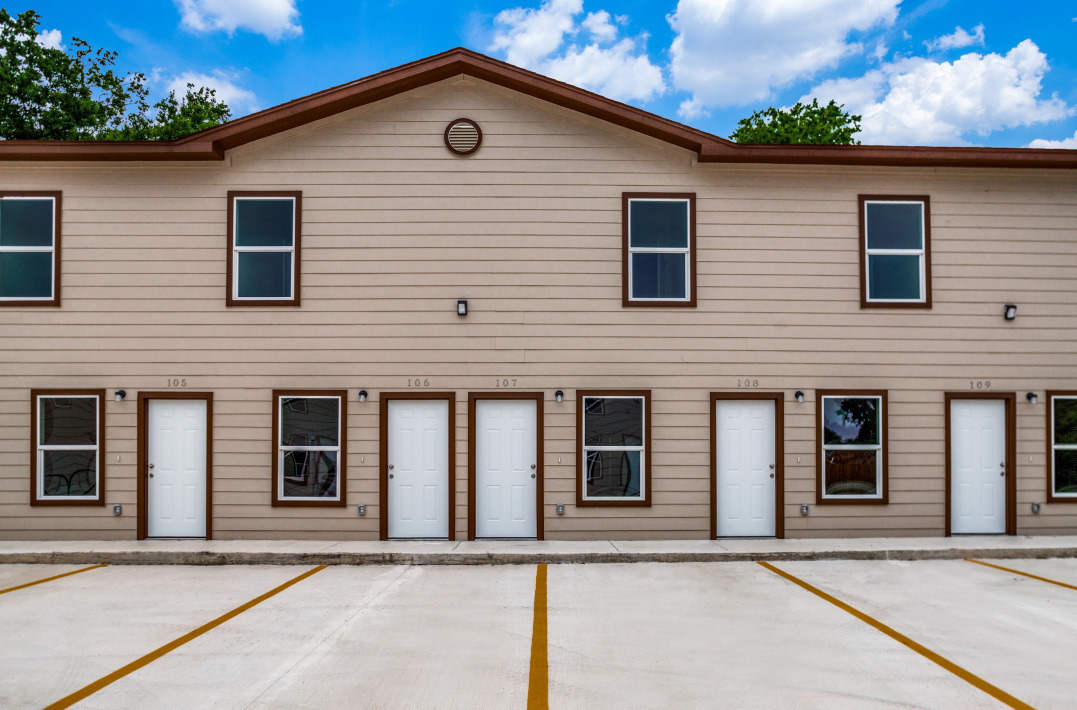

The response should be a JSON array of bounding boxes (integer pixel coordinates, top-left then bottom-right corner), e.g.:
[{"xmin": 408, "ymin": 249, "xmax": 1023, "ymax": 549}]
[{"xmin": 0, "ymin": 558, "xmax": 1074, "ymax": 709}]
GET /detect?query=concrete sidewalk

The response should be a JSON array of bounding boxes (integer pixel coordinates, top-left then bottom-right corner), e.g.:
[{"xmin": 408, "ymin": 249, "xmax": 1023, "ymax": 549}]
[{"xmin": 2, "ymin": 535, "xmax": 1076, "ymax": 565}]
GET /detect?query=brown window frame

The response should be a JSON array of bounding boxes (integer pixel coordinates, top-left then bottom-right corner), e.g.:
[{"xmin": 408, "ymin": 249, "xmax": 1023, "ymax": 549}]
[
  {"xmin": 0, "ymin": 191, "xmax": 62, "ymax": 307},
  {"xmin": 816, "ymin": 389, "xmax": 889, "ymax": 505},
  {"xmin": 227, "ymin": 191, "xmax": 302, "ymax": 307},
  {"xmin": 622, "ymin": 192, "xmax": 697, "ymax": 307},
  {"xmin": 576, "ymin": 389, "xmax": 652, "ymax": 508},
  {"xmin": 858, "ymin": 194, "xmax": 931, "ymax": 309},
  {"xmin": 1046, "ymin": 390, "xmax": 1077, "ymax": 503},
  {"xmin": 271, "ymin": 389, "xmax": 347, "ymax": 508},
  {"xmin": 30, "ymin": 388, "xmax": 106, "ymax": 506}
]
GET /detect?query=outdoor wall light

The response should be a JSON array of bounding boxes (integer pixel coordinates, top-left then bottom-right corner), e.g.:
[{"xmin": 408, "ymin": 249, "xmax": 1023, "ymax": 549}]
[
  {"xmin": 1027, "ymin": 392, "xmax": 1038, "ymax": 404},
  {"xmin": 457, "ymin": 299, "xmax": 468, "ymax": 316},
  {"xmin": 114, "ymin": 390, "xmax": 126, "ymax": 403},
  {"xmin": 794, "ymin": 390, "xmax": 805, "ymax": 404},
  {"xmin": 1031, "ymin": 502, "xmax": 1041, "ymax": 514},
  {"xmin": 357, "ymin": 504, "xmax": 367, "ymax": 516},
  {"xmin": 1004, "ymin": 304, "xmax": 1017, "ymax": 320},
  {"xmin": 358, "ymin": 390, "xmax": 368, "ymax": 403},
  {"xmin": 112, "ymin": 504, "xmax": 122, "ymax": 516},
  {"xmin": 555, "ymin": 390, "xmax": 564, "ymax": 403},
  {"xmin": 800, "ymin": 504, "xmax": 810, "ymax": 516},
  {"xmin": 556, "ymin": 504, "xmax": 566, "ymax": 515}
]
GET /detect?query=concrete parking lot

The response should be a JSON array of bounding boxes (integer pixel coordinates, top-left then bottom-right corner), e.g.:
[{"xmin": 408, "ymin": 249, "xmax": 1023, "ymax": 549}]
[{"xmin": 1, "ymin": 558, "xmax": 1075, "ymax": 709}]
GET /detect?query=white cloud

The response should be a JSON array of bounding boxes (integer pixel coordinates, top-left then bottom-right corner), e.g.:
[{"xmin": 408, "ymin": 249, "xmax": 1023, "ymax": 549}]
[
  {"xmin": 1028, "ymin": 131, "xmax": 1077, "ymax": 149},
  {"xmin": 36, "ymin": 29, "xmax": 64, "ymax": 51},
  {"xmin": 924, "ymin": 24, "xmax": 984, "ymax": 52},
  {"xmin": 166, "ymin": 71, "xmax": 260, "ymax": 115},
  {"xmin": 668, "ymin": 0, "xmax": 900, "ymax": 114},
  {"xmin": 801, "ymin": 40, "xmax": 1072, "ymax": 145},
  {"xmin": 872, "ymin": 42, "xmax": 888, "ymax": 61},
  {"xmin": 175, "ymin": 0, "xmax": 301, "ymax": 41},
  {"xmin": 490, "ymin": 0, "xmax": 664, "ymax": 103}
]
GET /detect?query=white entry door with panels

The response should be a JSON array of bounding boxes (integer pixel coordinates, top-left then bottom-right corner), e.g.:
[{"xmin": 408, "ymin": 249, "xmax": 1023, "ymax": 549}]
[
  {"xmin": 475, "ymin": 398, "xmax": 538, "ymax": 538},
  {"xmin": 715, "ymin": 399, "xmax": 777, "ymax": 537},
  {"xmin": 147, "ymin": 398, "xmax": 208, "ymax": 538},
  {"xmin": 950, "ymin": 398, "xmax": 1007, "ymax": 534},
  {"xmin": 387, "ymin": 399, "xmax": 450, "ymax": 539}
]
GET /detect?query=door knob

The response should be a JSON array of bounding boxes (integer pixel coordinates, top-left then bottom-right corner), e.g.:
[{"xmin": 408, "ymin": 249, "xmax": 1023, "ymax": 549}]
[
  {"xmin": 388, "ymin": 464, "xmax": 394, "ymax": 470},
  {"xmin": 531, "ymin": 473, "xmax": 536, "ymax": 479},
  {"xmin": 531, "ymin": 464, "xmax": 537, "ymax": 470},
  {"xmin": 389, "ymin": 473, "xmax": 394, "ymax": 479},
  {"xmin": 149, "ymin": 473, "xmax": 154, "ymax": 478},
  {"xmin": 769, "ymin": 473, "xmax": 775, "ymax": 478},
  {"xmin": 1000, "ymin": 471, "xmax": 1005, "ymax": 477},
  {"xmin": 1000, "ymin": 462, "xmax": 1005, "ymax": 467},
  {"xmin": 148, "ymin": 463, "xmax": 154, "ymax": 469},
  {"xmin": 769, "ymin": 464, "xmax": 775, "ymax": 469}
]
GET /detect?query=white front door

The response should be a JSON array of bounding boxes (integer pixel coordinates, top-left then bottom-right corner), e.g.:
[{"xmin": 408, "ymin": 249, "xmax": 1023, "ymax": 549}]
[
  {"xmin": 951, "ymin": 399, "xmax": 1007, "ymax": 534},
  {"xmin": 147, "ymin": 399, "xmax": 208, "ymax": 538},
  {"xmin": 475, "ymin": 399, "xmax": 538, "ymax": 538},
  {"xmin": 387, "ymin": 399, "xmax": 450, "ymax": 539},
  {"xmin": 716, "ymin": 400, "xmax": 776, "ymax": 537}
]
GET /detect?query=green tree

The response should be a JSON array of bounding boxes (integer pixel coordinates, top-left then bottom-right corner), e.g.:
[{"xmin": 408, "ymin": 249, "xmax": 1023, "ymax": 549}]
[
  {"xmin": 730, "ymin": 99, "xmax": 861, "ymax": 145},
  {"xmin": 0, "ymin": 9, "xmax": 230, "ymax": 140}
]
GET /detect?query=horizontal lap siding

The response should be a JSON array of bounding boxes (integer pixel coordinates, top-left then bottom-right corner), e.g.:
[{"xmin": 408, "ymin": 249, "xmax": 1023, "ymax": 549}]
[{"xmin": 1, "ymin": 76, "xmax": 1075, "ymax": 539}]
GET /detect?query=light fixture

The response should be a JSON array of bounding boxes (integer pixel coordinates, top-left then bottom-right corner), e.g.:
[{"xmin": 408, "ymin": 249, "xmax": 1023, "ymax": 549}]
[
  {"xmin": 114, "ymin": 390, "xmax": 126, "ymax": 403},
  {"xmin": 1031, "ymin": 502, "xmax": 1041, "ymax": 514},
  {"xmin": 358, "ymin": 390, "xmax": 368, "ymax": 403},
  {"xmin": 800, "ymin": 504, "xmax": 809, "ymax": 516},
  {"xmin": 556, "ymin": 504, "xmax": 565, "ymax": 515},
  {"xmin": 112, "ymin": 504, "xmax": 122, "ymax": 516},
  {"xmin": 794, "ymin": 390, "xmax": 805, "ymax": 404},
  {"xmin": 1004, "ymin": 304, "xmax": 1017, "ymax": 320},
  {"xmin": 1027, "ymin": 392, "xmax": 1038, "ymax": 404},
  {"xmin": 555, "ymin": 390, "xmax": 564, "ymax": 403},
  {"xmin": 457, "ymin": 299, "xmax": 468, "ymax": 316},
  {"xmin": 357, "ymin": 504, "xmax": 367, "ymax": 516}
]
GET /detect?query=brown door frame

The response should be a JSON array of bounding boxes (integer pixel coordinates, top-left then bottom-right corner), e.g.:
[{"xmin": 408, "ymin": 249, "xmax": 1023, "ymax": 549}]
[
  {"xmin": 944, "ymin": 392, "xmax": 1017, "ymax": 536},
  {"xmin": 467, "ymin": 391, "xmax": 545, "ymax": 541},
  {"xmin": 378, "ymin": 392, "xmax": 457, "ymax": 541},
  {"xmin": 710, "ymin": 392, "xmax": 785, "ymax": 539},
  {"xmin": 137, "ymin": 391, "xmax": 214, "ymax": 540}
]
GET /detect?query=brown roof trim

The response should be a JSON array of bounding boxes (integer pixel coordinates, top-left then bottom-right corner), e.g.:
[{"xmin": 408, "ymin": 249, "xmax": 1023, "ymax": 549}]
[{"xmin": 3, "ymin": 47, "xmax": 1076, "ymax": 169}]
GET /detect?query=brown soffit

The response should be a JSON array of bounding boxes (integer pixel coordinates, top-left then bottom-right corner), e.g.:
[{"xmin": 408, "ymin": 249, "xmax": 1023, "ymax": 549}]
[{"xmin": 3, "ymin": 48, "xmax": 1077, "ymax": 169}]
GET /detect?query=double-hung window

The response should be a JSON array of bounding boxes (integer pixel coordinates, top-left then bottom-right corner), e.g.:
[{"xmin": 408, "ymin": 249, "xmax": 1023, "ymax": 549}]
[
  {"xmin": 623, "ymin": 193, "xmax": 695, "ymax": 306},
  {"xmin": 31, "ymin": 390, "xmax": 105, "ymax": 505},
  {"xmin": 272, "ymin": 391, "xmax": 346, "ymax": 506},
  {"xmin": 817, "ymin": 391, "xmax": 887, "ymax": 503},
  {"xmin": 1, "ymin": 192, "xmax": 61, "ymax": 306},
  {"xmin": 859, "ymin": 195, "xmax": 930, "ymax": 307},
  {"xmin": 577, "ymin": 390, "xmax": 651, "ymax": 506},
  {"xmin": 1049, "ymin": 392, "xmax": 1077, "ymax": 501},
  {"xmin": 228, "ymin": 192, "xmax": 301, "ymax": 305}
]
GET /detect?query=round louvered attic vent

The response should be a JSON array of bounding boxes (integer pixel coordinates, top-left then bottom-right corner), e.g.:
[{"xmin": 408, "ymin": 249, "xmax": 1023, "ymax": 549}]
[{"xmin": 444, "ymin": 118, "xmax": 482, "ymax": 156}]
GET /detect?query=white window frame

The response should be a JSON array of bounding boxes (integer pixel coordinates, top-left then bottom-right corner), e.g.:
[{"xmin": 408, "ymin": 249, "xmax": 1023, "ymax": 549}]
[
  {"xmin": 627, "ymin": 197, "xmax": 691, "ymax": 303},
  {"xmin": 277, "ymin": 395, "xmax": 341, "ymax": 502},
  {"xmin": 0, "ymin": 195, "xmax": 57, "ymax": 302},
  {"xmin": 864, "ymin": 199, "xmax": 926, "ymax": 304},
  {"xmin": 820, "ymin": 394, "xmax": 884, "ymax": 500},
  {"xmin": 1051, "ymin": 395, "xmax": 1077, "ymax": 499},
  {"xmin": 35, "ymin": 394, "xmax": 100, "ymax": 501},
  {"xmin": 232, "ymin": 196, "xmax": 296, "ymax": 302},
  {"xmin": 581, "ymin": 395, "xmax": 647, "ymax": 501}
]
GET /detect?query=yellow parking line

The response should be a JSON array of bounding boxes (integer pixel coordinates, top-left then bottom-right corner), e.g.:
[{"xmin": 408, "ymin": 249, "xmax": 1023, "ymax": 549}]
[
  {"xmin": 967, "ymin": 558, "xmax": 1077, "ymax": 592},
  {"xmin": 527, "ymin": 564, "xmax": 549, "ymax": 710},
  {"xmin": 0, "ymin": 564, "xmax": 106, "ymax": 595},
  {"xmin": 42, "ymin": 565, "xmax": 327, "ymax": 710},
  {"xmin": 758, "ymin": 561, "xmax": 1037, "ymax": 710}
]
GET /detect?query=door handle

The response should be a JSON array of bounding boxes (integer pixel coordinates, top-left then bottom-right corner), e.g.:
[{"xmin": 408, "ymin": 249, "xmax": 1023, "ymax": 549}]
[
  {"xmin": 769, "ymin": 473, "xmax": 775, "ymax": 478},
  {"xmin": 149, "ymin": 473, "xmax": 154, "ymax": 478},
  {"xmin": 531, "ymin": 464, "xmax": 537, "ymax": 470},
  {"xmin": 148, "ymin": 463, "xmax": 154, "ymax": 469},
  {"xmin": 531, "ymin": 473, "xmax": 536, "ymax": 479},
  {"xmin": 389, "ymin": 473, "xmax": 394, "ymax": 479},
  {"xmin": 769, "ymin": 464, "xmax": 775, "ymax": 469},
  {"xmin": 388, "ymin": 464, "xmax": 394, "ymax": 470}
]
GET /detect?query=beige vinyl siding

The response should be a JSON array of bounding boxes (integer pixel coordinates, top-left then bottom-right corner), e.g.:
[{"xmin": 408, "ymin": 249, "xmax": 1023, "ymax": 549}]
[{"xmin": 1, "ymin": 76, "xmax": 1075, "ymax": 539}]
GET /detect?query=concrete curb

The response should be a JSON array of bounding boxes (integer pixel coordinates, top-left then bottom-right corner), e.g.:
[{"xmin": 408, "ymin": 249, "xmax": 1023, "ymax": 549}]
[{"xmin": 3, "ymin": 546, "xmax": 1076, "ymax": 566}]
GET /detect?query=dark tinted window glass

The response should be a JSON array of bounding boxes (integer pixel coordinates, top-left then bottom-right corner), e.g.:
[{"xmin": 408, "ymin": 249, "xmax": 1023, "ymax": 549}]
[
  {"xmin": 585, "ymin": 398, "xmax": 643, "ymax": 446},
  {"xmin": 1054, "ymin": 399, "xmax": 1077, "ymax": 445},
  {"xmin": 238, "ymin": 252, "xmax": 291, "ymax": 298},
  {"xmin": 631, "ymin": 252, "xmax": 686, "ymax": 299},
  {"xmin": 824, "ymin": 450, "xmax": 877, "ymax": 496},
  {"xmin": 823, "ymin": 397, "xmax": 879, "ymax": 445},
  {"xmin": 40, "ymin": 397, "xmax": 97, "ymax": 446},
  {"xmin": 281, "ymin": 397, "xmax": 339, "ymax": 446},
  {"xmin": 0, "ymin": 252, "xmax": 52, "ymax": 298},
  {"xmin": 42, "ymin": 450, "xmax": 96, "ymax": 496},
  {"xmin": 866, "ymin": 202, "xmax": 922, "ymax": 250},
  {"xmin": 282, "ymin": 450, "xmax": 337, "ymax": 498},
  {"xmin": 868, "ymin": 254, "xmax": 921, "ymax": 300},
  {"xmin": 235, "ymin": 199, "xmax": 294, "ymax": 247},
  {"xmin": 629, "ymin": 201, "xmax": 688, "ymax": 249},
  {"xmin": 0, "ymin": 199, "xmax": 53, "ymax": 247},
  {"xmin": 1055, "ymin": 450, "xmax": 1077, "ymax": 495},
  {"xmin": 586, "ymin": 450, "xmax": 641, "ymax": 497}
]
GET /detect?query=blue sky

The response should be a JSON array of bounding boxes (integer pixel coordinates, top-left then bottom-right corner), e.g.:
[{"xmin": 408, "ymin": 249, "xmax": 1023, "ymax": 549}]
[{"xmin": 21, "ymin": 0, "xmax": 1077, "ymax": 147}]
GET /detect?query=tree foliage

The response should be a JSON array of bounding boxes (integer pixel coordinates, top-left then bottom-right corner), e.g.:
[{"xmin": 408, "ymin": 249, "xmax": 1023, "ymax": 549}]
[
  {"xmin": 0, "ymin": 9, "xmax": 230, "ymax": 140},
  {"xmin": 730, "ymin": 99, "xmax": 861, "ymax": 145}
]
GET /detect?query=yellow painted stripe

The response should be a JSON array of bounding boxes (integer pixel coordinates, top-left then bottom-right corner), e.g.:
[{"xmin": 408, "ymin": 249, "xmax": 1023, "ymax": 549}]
[
  {"xmin": 758, "ymin": 561, "xmax": 1036, "ymax": 710},
  {"xmin": 967, "ymin": 559, "xmax": 1077, "ymax": 591},
  {"xmin": 42, "ymin": 565, "xmax": 326, "ymax": 710},
  {"xmin": 0, "ymin": 564, "xmax": 106, "ymax": 595},
  {"xmin": 527, "ymin": 563, "xmax": 549, "ymax": 710}
]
